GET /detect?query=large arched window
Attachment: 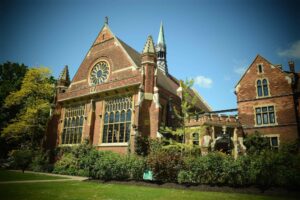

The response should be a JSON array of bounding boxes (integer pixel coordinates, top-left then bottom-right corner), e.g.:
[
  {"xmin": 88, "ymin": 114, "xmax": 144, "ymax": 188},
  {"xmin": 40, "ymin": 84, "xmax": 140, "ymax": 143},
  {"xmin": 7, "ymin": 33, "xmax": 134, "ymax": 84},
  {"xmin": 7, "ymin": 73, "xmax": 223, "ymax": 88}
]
[
  {"xmin": 62, "ymin": 105, "xmax": 85, "ymax": 144},
  {"xmin": 102, "ymin": 96, "xmax": 132, "ymax": 143}
]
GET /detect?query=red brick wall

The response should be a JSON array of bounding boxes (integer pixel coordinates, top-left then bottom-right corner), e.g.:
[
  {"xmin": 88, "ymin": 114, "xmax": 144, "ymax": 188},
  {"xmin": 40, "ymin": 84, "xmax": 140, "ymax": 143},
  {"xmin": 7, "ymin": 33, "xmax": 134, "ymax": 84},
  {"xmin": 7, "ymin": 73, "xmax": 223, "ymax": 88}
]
[{"xmin": 236, "ymin": 55, "xmax": 299, "ymax": 143}]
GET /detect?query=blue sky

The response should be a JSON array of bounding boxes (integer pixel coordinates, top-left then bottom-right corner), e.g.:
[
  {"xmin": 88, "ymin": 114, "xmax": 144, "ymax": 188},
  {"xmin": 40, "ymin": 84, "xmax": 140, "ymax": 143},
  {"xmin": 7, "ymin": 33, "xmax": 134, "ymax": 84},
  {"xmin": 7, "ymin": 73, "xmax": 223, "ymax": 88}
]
[{"xmin": 1, "ymin": 0, "xmax": 300, "ymax": 110}]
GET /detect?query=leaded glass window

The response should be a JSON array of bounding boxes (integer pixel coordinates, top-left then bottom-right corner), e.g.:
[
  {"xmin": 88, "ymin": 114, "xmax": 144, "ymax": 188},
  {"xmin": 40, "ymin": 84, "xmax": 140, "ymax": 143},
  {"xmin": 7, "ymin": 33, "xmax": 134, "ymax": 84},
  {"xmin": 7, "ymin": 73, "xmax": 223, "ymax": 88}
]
[
  {"xmin": 257, "ymin": 80, "xmax": 262, "ymax": 97},
  {"xmin": 61, "ymin": 105, "xmax": 85, "ymax": 144},
  {"xmin": 255, "ymin": 106, "xmax": 275, "ymax": 126},
  {"xmin": 257, "ymin": 79, "xmax": 269, "ymax": 97},
  {"xmin": 102, "ymin": 96, "xmax": 132, "ymax": 143}
]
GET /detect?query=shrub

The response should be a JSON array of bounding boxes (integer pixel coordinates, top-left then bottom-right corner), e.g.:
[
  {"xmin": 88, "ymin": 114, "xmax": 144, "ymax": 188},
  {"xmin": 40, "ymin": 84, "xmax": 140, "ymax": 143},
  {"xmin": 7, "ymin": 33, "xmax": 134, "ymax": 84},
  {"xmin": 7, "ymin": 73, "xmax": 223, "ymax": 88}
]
[
  {"xmin": 30, "ymin": 150, "xmax": 52, "ymax": 172},
  {"xmin": 9, "ymin": 149, "xmax": 32, "ymax": 173},
  {"xmin": 244, "ymin": 132, "xmax": 270, "ymax": 155},
  {"xmin": 53, "ymin": 152, "xmax": 78, "ymax": 175},
  {"xmin": 127, "ymin": 155, "xmax": 146, "ymax": 180},
  {"xmin": 92, "ymin": 151, "xmax": 130, "ymax": 180},
  {"xmin": 135, "ymin": 135, "xmax": 150, "ymax": 156},
  {"xmin": 147, "ymin": 149, "xmax": 184, "ymax": 182}
]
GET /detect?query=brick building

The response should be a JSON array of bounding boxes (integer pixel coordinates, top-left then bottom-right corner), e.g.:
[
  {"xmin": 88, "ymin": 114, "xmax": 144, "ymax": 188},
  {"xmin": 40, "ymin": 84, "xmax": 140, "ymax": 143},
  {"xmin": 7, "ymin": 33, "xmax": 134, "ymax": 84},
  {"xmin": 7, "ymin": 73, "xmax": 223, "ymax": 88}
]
[
  {"xmin": 235, "ymin": 55, "xmax": 299, "ymax": 149},
  {"xmin": 46, "ymin": 20, "xmax": 211, "ymax": 154}
]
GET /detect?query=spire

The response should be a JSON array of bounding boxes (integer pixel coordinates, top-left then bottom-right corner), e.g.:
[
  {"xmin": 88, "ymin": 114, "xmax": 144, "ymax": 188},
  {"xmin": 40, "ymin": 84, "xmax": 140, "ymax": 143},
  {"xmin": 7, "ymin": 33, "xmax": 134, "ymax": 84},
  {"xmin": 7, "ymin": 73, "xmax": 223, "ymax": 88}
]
[
  {"xmin": 157, "ymin": 22, "xmax": 166, "ymax": 46},
  {"xmin": 58, "ymin": 65, "xmax": 70, "ymax": 86},
  {"xmin": 143, "ymin": 35, "xmax": 156, "ymax": 54},
  {"xmin": 155, "ymin": 22, "xmax": 168, "ymax": 75}
]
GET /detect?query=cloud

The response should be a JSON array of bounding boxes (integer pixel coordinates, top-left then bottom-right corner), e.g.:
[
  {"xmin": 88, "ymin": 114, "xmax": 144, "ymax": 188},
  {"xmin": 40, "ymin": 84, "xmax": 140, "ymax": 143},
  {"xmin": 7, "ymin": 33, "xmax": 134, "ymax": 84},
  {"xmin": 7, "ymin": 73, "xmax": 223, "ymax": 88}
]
[
  {"xmin": 194, "ymin": 75, "xmax": 213, "ymax": 88},
  {"xmin": 278, "ymin": 40, "xmax": 300, "ymax": 59},
  {"xmin": 234, "ymin": 66, "xmax": 247, "ymax": 75}
]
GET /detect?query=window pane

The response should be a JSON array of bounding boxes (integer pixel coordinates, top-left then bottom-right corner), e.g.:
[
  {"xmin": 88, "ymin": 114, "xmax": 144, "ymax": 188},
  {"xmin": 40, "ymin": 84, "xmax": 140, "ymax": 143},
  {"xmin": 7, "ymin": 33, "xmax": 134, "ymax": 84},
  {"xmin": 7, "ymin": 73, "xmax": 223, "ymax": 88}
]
[
  {"xmin": 120, "ymin": 110, "xmax": 126, "ymax": 122},
  {"xmin": 115, "ymin": 111, "xmax": 120, "ymax": 122},
  {"xmin": 109, "ymin": 112, "xmax": 114, "ymax": 123},
  {"xmin": 126, "ymin": 110, "xmax": 131, "ymax": 122},
  {"xmin": 262, "ymin": 107, "xmax": 268, "ymax": 112},
  {"xmin": 113, "ymin": 124, "xmax": 119, "ymax": 143},
  {"xmin": 104, "ymin": 112, "xmax": 109, "ymax": 124},
  {"xmin": 256, "ymin": 108, "xmax": 261, "ymax": 113},
  {"xmin": 263, "ymin": 113, "xmax": 268, "ymax": 124},
  {"xmin": 107, "ymin": 124, "xmax": 113, "ymax": 143},
  {"xmin": 119, "ymin": 123, "xmax": 125, "ymax": 142},
  {"xmin": 257, "ymin": 86, "xmax": 262, "ymax": 96},
  {"xmin": 268, "ymin": 106, "xmax": 274, "ymax": 111},
  {"xmin": 256, "ymin": 114, "xmax": 262, "ymax": 125},
  {"xmin": 269, "ymin": 112, "xmax": 275, "ymax": 123},
  {"xmin": 271, "ymin": 137, "xmax": 278, "ymax": 146},
  {"xmin": 102, "ymin": 125, "xmax": 108, "ymax": 143},
  {"xmin": 76, "ymin": 117, "xmax": 79, "ymax": 126},
  {"xmin": 125, "ymin": 123, "xmax": 131, "ymax": 142},
  {"xmin": 80, "ymin": 116, "xmax": 84, "ymax": 126},
  {"xmin": 263, "ymin": 85, "xmax": 268, "ymax": 96}
]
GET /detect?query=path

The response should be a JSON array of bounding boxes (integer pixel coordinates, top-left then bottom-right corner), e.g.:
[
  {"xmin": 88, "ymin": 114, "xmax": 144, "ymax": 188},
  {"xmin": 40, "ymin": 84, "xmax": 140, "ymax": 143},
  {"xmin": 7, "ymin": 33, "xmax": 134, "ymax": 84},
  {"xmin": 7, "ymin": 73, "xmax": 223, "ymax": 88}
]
[{"xmin": 0, "ymin": 170, "xmax": 88, "ymax": 184}]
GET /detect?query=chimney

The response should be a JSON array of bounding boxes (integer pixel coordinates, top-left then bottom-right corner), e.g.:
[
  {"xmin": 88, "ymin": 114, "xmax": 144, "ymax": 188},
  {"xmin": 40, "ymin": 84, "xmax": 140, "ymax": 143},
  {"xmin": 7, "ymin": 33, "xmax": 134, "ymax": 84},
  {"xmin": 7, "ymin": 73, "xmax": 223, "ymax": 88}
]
[{"xmin": 288, "ymin": 60, "xmax": 295, "ymax": 73}]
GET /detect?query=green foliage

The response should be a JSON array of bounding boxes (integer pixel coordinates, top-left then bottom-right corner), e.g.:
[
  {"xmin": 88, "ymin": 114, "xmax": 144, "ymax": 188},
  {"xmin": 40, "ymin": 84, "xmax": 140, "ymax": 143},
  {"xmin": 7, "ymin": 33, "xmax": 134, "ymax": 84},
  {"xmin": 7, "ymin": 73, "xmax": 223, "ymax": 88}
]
[
  {"xmin": 159, "ymin": 79, "xmax": 204, "ymax": 153},
  {"xmin": 244, "ymin": 131, "xmax": 270, "ymax": 155},
  {"xmin": 0, "ymin": 62, "xmax": 28, "ymax": 159},
  {"xmin": 53, "ymin": 152, "xmax": 79, "ymax": 175},
  {"xmin": 134, "ymin": 135, "xmax": 150, "ymax": 156},
  {"xmin": 1, "ymin": 67, "xmax": 55, "ymax": 149},
  {"xmin": 147, "ymin": 148, "xmax": 184, "ymax": 182},
  {"xmin": 8, "ymin": 149, "xmax": 33, "ymax": 173},
  {"xmin": 29, "ymin": 150, "xmax": 52, "ymax": 172}
]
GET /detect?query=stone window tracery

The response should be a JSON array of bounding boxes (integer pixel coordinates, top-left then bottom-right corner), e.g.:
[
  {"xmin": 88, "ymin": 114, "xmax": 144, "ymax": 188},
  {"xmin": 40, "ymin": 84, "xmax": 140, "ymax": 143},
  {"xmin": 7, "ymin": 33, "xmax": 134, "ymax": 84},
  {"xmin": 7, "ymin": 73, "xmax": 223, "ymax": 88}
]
[
  {"xmin": 102, "ymin": 96, "xmax": 132, "ymax": 143},
  {"xmin": 61, "ymin": 105, "xmax": 85, "ymax": 144}
]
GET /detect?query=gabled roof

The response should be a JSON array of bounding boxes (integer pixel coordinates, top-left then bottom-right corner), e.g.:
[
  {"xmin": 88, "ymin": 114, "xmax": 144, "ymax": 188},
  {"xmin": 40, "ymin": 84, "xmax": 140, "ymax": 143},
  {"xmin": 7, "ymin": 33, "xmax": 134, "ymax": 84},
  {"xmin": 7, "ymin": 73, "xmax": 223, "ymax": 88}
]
[
  {"xmin": 235, "ymin": 54, "xmax": 272, "ymax": 89},
  {"xmin": 92, "ymin": 23, "xmax": 141, "ymax": 69},
  {"xmin": 117, "ymin": 38, "xmax": 141, "ymax": 68}
]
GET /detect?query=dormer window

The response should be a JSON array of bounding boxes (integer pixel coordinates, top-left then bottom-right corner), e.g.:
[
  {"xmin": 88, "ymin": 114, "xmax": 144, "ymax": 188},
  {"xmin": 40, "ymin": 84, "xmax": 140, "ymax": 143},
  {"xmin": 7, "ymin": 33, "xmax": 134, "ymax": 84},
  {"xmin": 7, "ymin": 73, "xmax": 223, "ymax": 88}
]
[
  {"xmin": 258, "ymin": 64, "xmax": 263, "ymax": 74},
  {"xmin": 257, "ymin": 78, "xmax": 269, "ymax": 97}
]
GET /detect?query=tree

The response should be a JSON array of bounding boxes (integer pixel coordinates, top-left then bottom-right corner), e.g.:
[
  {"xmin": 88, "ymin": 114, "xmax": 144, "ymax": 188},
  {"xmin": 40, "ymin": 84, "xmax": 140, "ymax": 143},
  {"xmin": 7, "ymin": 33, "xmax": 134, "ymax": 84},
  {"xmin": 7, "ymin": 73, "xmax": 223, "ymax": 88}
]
[
  {"xmin": 159, "ymin": 79, "xmax": 203, "ymax": 153},
  {"xmin": 0, "ymin": 62, "xmax": 28, "ymax": 158},
  {"xmin": 1, "ymin": 67, "xmax": 55, "ymax": 149},
  {"xmin": 0, "ymin": 62, "xmax": 28, "ymax": 130},
  {"xmin": 9, "ymin": 149, "xmax": 33, "ymax": 173}
]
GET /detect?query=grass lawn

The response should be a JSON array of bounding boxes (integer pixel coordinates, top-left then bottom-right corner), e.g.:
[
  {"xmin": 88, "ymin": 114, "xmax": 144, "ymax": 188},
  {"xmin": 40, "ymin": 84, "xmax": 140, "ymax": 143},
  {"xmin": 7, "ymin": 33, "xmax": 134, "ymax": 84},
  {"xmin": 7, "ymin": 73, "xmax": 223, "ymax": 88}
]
[
  {"xmin": 0, "ymin": 170, "xmax": 67, "ymax": 181},
  {"xmin": 0, "ymin": 170, "xmax": 298, "ymax": 200}
]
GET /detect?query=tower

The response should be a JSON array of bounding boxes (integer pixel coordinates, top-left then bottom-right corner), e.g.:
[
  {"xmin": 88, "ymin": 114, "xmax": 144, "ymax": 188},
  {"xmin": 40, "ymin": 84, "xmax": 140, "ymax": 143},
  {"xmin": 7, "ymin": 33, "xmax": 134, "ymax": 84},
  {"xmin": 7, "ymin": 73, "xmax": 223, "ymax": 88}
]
[
  {"xmin": 155, "ymin": 22, "xmax": 168, "ymax": 75},
  {"xmin": 56, "ymin": 65, "xmax": 70, "ymax": 94}
]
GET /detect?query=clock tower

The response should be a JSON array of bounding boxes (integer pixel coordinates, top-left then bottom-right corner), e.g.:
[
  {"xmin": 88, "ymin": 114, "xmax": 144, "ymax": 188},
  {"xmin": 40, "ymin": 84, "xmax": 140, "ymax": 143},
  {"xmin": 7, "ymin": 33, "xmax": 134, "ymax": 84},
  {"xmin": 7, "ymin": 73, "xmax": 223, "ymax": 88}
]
[{"xmin": 155, "ymin": 22, "xmax": 168, "ymax": 75}]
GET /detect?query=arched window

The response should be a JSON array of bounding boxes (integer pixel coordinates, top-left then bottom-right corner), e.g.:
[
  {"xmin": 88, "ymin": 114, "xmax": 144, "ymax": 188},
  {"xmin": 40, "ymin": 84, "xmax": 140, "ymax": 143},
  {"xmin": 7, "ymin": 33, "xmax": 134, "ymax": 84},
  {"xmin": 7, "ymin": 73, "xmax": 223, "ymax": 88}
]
[
  {"xmin": 262, "ymin": 79, "xmax": 269, "ymax": 96},
  {"xmin": 102, "ymin": 97, "xmax": 132, "ymax": 143},
  {"xmin": 257, "ymin": 80, "xmax": 262, "ymax": 97},
  {"xmin": 62, "ymin": 105, "xmax": 85, "ymax": 144}
]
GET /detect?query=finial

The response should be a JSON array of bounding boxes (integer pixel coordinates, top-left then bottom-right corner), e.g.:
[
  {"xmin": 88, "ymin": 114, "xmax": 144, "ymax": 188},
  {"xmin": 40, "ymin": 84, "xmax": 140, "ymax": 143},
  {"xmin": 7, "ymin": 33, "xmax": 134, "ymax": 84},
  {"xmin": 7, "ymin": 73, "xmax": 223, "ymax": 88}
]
[{"xmin": 105, "ymin": 16, "xmax": 108, "ymax": 25}]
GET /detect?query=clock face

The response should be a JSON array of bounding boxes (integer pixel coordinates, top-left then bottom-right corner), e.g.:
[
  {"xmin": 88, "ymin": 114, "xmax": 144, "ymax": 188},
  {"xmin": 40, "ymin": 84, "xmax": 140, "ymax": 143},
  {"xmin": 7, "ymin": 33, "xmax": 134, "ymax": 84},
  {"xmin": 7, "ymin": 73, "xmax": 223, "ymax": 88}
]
[{"xmin": 90, "ymin": 61, "xmax": 109, "ymax": 85}]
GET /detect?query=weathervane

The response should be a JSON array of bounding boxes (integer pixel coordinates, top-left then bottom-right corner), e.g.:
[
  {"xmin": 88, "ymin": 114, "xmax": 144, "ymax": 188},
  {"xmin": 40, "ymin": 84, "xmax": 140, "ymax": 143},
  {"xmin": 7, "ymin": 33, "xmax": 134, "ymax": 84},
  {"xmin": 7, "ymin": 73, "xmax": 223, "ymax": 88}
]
[{"xmin": 105, "ymin": 16, "xmax": 108, "ymax": 25}]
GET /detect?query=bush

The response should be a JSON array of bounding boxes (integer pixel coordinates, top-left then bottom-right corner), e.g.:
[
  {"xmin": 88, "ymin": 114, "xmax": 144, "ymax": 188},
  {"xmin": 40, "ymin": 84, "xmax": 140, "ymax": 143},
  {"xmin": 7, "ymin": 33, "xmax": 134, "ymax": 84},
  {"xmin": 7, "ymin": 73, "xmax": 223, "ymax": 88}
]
[
  {"xmin": 92, "ymin": 151, "xmax": 130, "ymax": 180},
  {"xmin": 30, "ymin": 150, "xmax": 52, "ymax": 172},
  {"xmin": 147, "ymin": 149, "xmax": 184, "ymax": 182},
  {"xmin": 127, "ymin": 155, "xmax": 146, "ymax": 180},
  {"xmin": 9, "ymin": 149, "xmax": 32, "ymax": 173}
]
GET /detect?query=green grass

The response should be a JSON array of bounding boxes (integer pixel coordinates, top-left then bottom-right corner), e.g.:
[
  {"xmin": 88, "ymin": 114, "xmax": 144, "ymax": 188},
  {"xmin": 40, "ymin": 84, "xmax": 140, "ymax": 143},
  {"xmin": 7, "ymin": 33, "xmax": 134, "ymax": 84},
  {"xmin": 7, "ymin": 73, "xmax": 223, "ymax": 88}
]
[
  {"xmin": 0, "ymin": 170, "xmax": 67, "ymax": 181},
  {"xmin": 0, "ymin": 181, "xmax": 298, "ymax": 200},
  {"xmin": 0, "ymin": 170, "xmax": 297, "ymax": 200}
]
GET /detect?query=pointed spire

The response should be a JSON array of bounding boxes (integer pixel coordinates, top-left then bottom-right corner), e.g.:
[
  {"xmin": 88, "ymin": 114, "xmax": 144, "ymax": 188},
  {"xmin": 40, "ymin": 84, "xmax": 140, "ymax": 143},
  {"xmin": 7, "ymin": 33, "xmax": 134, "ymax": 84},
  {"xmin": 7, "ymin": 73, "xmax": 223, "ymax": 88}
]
[
  {"xmin": 143, "ymin": 35, "xmax": 156, "ymax": 54},
  {"xmin": 155, "ymin": 22, "xmax": 168, "ymax": 75},
  {"xmin": 58, "ymin": 65, "xmax": 70, "ymax": 86},
  {"xmin": 157, "ymin": 22, "xmax": 166, "ymax": 46}
]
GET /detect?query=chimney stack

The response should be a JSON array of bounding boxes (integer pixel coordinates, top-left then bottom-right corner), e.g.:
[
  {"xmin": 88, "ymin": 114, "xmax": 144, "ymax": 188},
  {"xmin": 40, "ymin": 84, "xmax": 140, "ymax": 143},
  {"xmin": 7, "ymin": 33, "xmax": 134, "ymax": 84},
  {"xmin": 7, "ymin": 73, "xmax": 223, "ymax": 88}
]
[{"xmin": 288, "ymin": 60, "xmax": 295, "ymax": 73}]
